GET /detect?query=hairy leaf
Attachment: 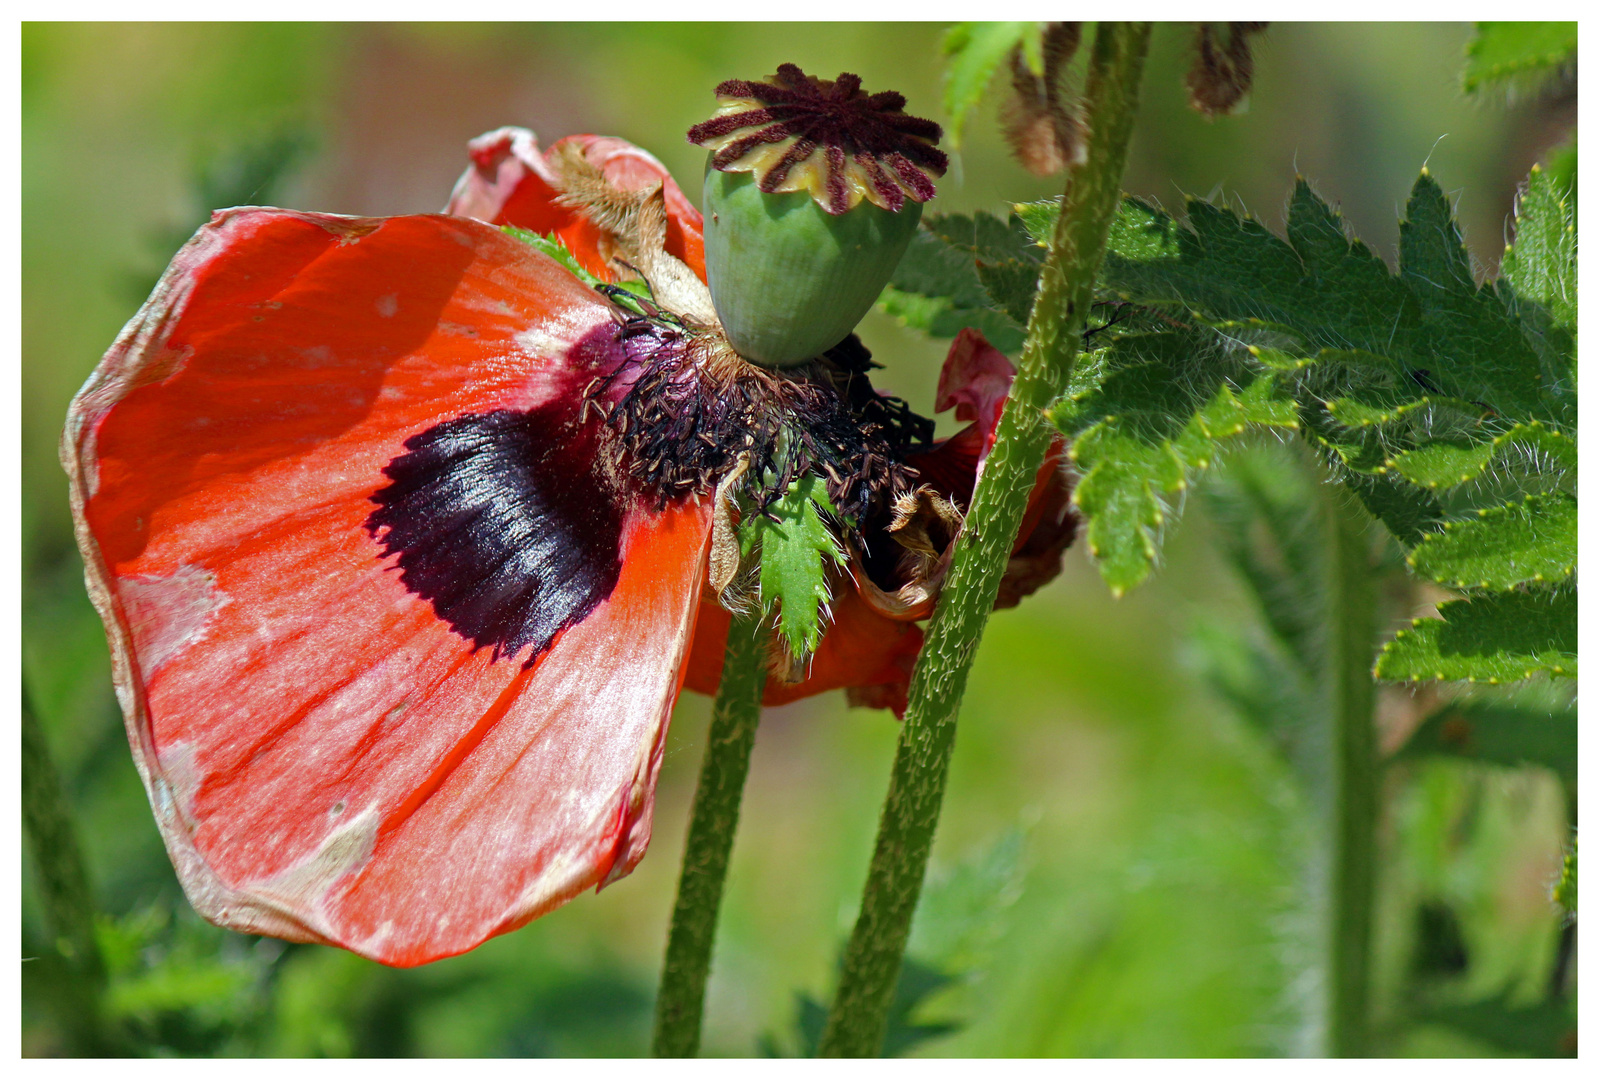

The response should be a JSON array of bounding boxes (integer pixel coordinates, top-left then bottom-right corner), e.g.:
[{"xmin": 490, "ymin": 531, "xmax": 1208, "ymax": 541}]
[
  {"xmin": 1053, "ymin": 330, "xmax": 1297, "ymax": 594},
  {"xmin": 741, "ymin": 474, "xmax": 845, "ymax": 659},
  {"xmin": 881, "ymin": 226, "xmax": 1028, "ymax": 352},
  {"xmin": 1376, "ymin": 588, "xmax": 1576, "ymax": 683},
  {"xmin": 1386, "ymin": 419, "xmax": 1575, "ymax": 491},
  {"xmin": 1407, "ymin": 493, "xmax": 1575, "ymax": 590},
  {"xmin": 924, "ymin": 210, "xmax": 1046, "ymax": 325},
  {"xmin": 1462, "ymin": 22, "xmax": 1577, "ymax": 92}
]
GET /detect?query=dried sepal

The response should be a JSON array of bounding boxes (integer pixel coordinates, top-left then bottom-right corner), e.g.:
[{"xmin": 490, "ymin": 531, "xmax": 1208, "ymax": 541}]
[
  {"xmin": 1001, "ymin": 22, "xmax": 1085, "ymax": 176},
  {"xmin": 1187, "ymin": 22, "xmax": 1269, "ymax": 118}
]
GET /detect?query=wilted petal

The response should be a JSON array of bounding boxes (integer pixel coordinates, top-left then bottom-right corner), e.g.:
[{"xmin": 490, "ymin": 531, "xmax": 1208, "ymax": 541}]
[
  {"xmin": 66, "ymin": 208, "xmax": 711, "ymax": 966},
  {"xmin": 447, "ymin": 126, "xmax": 705, "ymax": 282}
]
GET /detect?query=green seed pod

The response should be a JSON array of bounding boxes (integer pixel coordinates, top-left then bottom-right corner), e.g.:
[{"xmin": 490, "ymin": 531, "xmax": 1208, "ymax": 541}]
[{"xmin": 688, "ymin": 64, "xmax": 947, "ymax": 368}]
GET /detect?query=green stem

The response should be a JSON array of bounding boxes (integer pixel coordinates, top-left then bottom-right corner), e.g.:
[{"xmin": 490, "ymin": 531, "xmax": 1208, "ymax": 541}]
[
  {"xmin": 816, "ymin": 22, "xmax": 1153, "ymax": 1058},
  {"xmin": 1323, "ymin": 485, "xmax": 1378, "ymax": 1057},
  {"xmin": 651, "ymin": 610, "xmax": 768, "ymax": 1057},
  {"xmin": 21, "ymin": 678, "xmax": 111, "ymax": 1052}
]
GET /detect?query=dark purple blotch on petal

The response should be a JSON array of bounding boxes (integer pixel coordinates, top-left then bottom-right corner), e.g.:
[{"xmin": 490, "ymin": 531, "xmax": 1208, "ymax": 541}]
[{"xmin": 366, "ymin": 406, "xmax": 625, "ymax": 667}]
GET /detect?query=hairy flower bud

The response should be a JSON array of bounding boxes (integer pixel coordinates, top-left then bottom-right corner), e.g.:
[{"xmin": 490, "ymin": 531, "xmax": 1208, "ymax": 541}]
[{"xmin": 688, "ymin": 64, "xmax": 946, "ymax": 366}]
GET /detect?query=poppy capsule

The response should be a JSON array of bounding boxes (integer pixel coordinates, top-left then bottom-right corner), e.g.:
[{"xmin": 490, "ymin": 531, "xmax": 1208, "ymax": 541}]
[{"xmin": 65, "ymin": 208, "xmax": 714, "ymax": 966}]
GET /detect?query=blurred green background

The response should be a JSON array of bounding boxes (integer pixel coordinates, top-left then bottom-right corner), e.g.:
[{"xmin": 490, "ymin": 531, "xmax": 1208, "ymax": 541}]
[{"xmin": 22, "ymin": 23, "xmax": 1574, "ymax": 1056}]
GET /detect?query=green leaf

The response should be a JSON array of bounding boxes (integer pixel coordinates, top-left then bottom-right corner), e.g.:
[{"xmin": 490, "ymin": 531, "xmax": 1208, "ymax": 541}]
[
  {"xmin": 503, "ymin": 226, "xmax": 602, "ymax": 287},
  {"xmin": 1053, "ymin": 330, "xmax": 1297, "ymax": 594},
  {"xmin": 1013, "ymin": 198, "xmax": 1058, "ymax": 246},
  {"xmin": 1096, "ymin": 176, "xmax": 1557, "ymax": 421},
  {"xmin": 1399, "ymin": 171, "xmax": 1544, "ymax": 417},
  {"xmin": 881, "ymin": 216, "xmax": 1033, "ymax": 350},
  {"xmin": 1462, "ymin": 22, "xmax": 1577, "ymax": 92},
  {"xmin": 741, "ymin": 474, "xmax": 845, "ymax": 659},
  {"xmin": 1413, "ymin": 988, "xmax": 1576, "ymax": 1058},
  {"xmin": 1394, "ymin": 697, "xmax": 1576, "ymax": 786},
  {"xmin": 1500, "ymin": 164, "xmax": 1578, "ymax": 412},
  {"xmin": 1387, "ymin": 419, "xmax": 1575, "ymax": 490},
  {"xmin": 1501, "ymin": 165, "xmax": 1577, "ymax": 332},
  {"xmin": 1199, "ymin": 447, "xmax": 1326, "ymax": 674},
  {"xmin": 877, "ymin": 286, "xmax": 1026, "ymax": 354},
  {"xmin": 1554, "ymin": 838, "xmax": 1576, "ymax": 917},
  {"xmin": 941, "ymin": 22, "xmax": 1039, "ymax": 148},
  {"xmin": 924, "ymin": 210, "xmax": 1046, "ymax": 325},
  {"xmin": 1376, "ymin": 587, "xmax": 1576, "ymax": 683},
  {"xmin": 1407, "ymin": 492, "xmax": 1575, "ymax": 590}
]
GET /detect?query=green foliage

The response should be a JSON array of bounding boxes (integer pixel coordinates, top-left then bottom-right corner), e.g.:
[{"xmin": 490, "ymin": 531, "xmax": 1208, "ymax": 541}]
[
  {"xmin": 879, "ymin": 215, "xmax": 1030, "ymax": 353},
  {"xmin": 1190, "ymin": 446, "xmax": 1330, "ymax": 792},
  {"xmin": 739, "ymin": 473, "xmax": 846, "ymax": 659},
  {"xmin": 1393, "ymin": 696, "xmax": 1576, "ymax": 787},
  {"xmin": 93, "ymin": 904, "xmax": 276, "ymax": 1054},
  {"xmin": 1377, "ymin": 588, "xmax": 1575, "ymax": 684},
  {"xmin": 1029, "ymin": 168, "xmax": 1577, "ymax": 686},
  {"xmin": 1051, "ymin": 329, "xmax": 1297, "ymax": 594},
  {"xmin": 1407, "ymin": 493, "xmax": 1575, "ymax": 590},
  {"xmin": 1554, "ymin": 838, "xmax": 1576, "ymax": 917},
  {"xmin": 503, "ymin": 226, "xmax": 602, "ymax": 287},
  {"xmin": 765, "ymin": 828, "xmax": 1028, "ymax": 1057},
  {"xmin": 1462, "ymin": 22, "xmax": 1577, "ymax": 93},
  {"xmin": 1412, "ymin": 988, "xmax": 1576, "ymax": 1057},
  {"xmin": 940, "ymin": 22, "xmax": 1042, "ymax": 148}
]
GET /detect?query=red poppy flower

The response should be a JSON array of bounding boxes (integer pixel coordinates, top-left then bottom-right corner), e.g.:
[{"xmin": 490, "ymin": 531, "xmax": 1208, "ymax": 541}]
[{"xmin": 64, "ymin": 125, "xmax": 1074, "ymax": 967}]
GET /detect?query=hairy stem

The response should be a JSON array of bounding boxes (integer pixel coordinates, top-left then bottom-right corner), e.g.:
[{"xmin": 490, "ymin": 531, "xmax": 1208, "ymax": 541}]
[
  {"xmin": 651, "ymin": 610, "xmax": 768, "ymax": 1057},
  {"xmin": 816, "ymin": 22, "xmax": 1153, "ymax": 1058},
  {"xmin": 1323, "ymin": 485, "xmax": 1378, "ymax": 1057},
  {"xmin": 22, "ymin": 678, "xmax": 111, "ymax": 1053}
]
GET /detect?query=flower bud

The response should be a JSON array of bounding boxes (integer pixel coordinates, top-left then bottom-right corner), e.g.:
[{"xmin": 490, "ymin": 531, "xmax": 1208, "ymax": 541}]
[{"xmin": 688, "ymin": 64, "xmax": 946, "ymax": 367}]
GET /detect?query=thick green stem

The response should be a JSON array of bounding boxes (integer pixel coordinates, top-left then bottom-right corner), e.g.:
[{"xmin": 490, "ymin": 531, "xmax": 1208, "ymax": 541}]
[
  {"xmin": 22, "ymin": 679, "xmax": 110, "ymax": 1052},
  {"xmin": 817, "ymin": 23, "xmax": 1153, "ymax": 1058},
  {"xmin": 1323, "ymin": 486, "xmax": 1378, "ymax": 1057},
  {"xmin": 651, "ymin": 610, "xmax": 768, "ymax": 1057}
]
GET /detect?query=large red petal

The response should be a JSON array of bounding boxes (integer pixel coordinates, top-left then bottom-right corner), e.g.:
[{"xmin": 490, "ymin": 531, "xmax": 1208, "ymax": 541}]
[
  {"xmin": 65, "ymin": 208, "xmax": 712, "ymax": 965},
  {"xmin": 446, "ymin": 127, "xmax": 706, "ymax": 284}
]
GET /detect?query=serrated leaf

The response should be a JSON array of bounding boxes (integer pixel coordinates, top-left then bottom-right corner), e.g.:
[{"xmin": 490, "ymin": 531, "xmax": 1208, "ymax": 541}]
[
  {"xmin": 1376, "ymin": 587, "xmax": 1576, "ymax": 683},
  {"xmin": 925, "ymin": 210, "xmax": 1045, "ymax": 325},
  {"xmin": 878, "ymin": 286, "xmax": 1026, "ymax": 354},
  {"xmin": 1399, "ymin": 171, "xmax": 1544, "ymax": 416},
  {"xmin": 1408, "ymin": 493, "xmax": 1575, "ymax": 589},
  {"xmin": 1013, "ymin": 198, "xmax": 1058, "ymax": 247},
  {"xmin": 881, "ymin": 213, "xmax": 1037, "ymax": 348},
  {"xmin": 941, "ymin": 22, "xmax": 1039, "ymax": 148},
  {"xmin": 1394, "ymin": 698, "xmax": 1575, "ymax": 786},
  {"xmin": 1388, "ymin": 419, "xmax": 1575, "ymax": 490},
  {"xmin": 1054, "ymin": 330, "xmax": 1295, "ymax": 594},
  {"xmin": 741, "ymin": 474, "xmax": 845, "ymax": 659},
  {"xmin": 1462, "ymin": 22, "xmax": 1577, "ymax": 92},
  {"xmin": 1501, "ymin": 165, "xmax": 1577, "ymax": 332},
  {"xmin": 503, "ymin": 226, "xmax": 601, "ymax": 287},
  {"xmin": 1500, "ymin": 165, "xmax": 1578, "ymax": 419},
  {"xmin": 1098, "ymin": 175, "xmax": 1561, "ymax": 425}
]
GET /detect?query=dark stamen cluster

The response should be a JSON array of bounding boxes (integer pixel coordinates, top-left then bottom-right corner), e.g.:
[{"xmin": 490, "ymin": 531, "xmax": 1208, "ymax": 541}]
[
  {"xmin": 589, "ymin": 316, "xmax": 934, "ymax": 531},
  {"xmin": 687, "ymin": 63, "xmax": 947, "ymax": 216}
]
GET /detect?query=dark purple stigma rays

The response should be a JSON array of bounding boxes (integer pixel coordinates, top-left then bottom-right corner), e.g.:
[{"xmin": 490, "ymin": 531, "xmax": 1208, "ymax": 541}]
[{"xmin": 687, "ymin": 63, "xmax": 947, "ymax": 215}]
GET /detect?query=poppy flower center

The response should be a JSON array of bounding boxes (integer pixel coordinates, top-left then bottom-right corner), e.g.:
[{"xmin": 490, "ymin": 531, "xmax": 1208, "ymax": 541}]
[{"xmin": 687, "ymin": 62, "xmax": 948, "ymax": 215}]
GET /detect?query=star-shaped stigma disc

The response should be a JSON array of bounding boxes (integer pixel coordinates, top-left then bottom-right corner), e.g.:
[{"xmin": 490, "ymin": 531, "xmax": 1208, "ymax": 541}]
[{"xmin": 688, "ymin": 63, "xmax": 947, "ymax": 216}]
